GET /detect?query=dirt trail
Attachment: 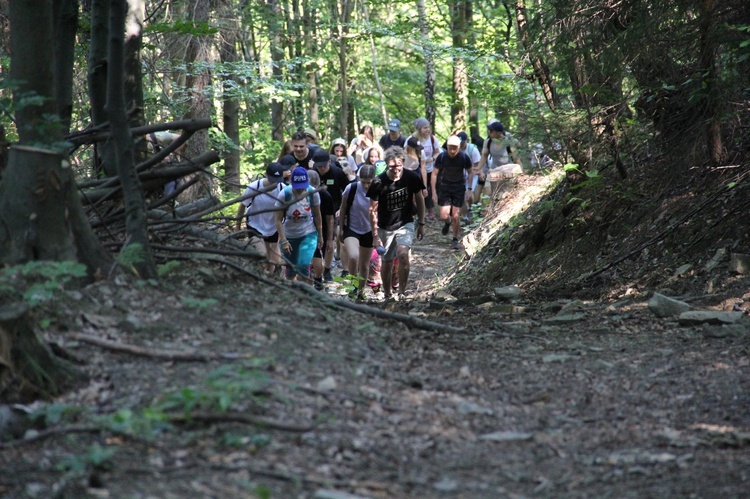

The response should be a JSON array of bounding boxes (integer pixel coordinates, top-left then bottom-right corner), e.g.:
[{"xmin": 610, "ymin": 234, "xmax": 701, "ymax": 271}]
[{"xmin": 1, "ymin": 174, "xmax": 749, "ymax": 498}]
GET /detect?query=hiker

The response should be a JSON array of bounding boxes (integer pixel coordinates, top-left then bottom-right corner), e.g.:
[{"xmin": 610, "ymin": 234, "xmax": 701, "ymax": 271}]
[
  {"xmin": 456, "ymin": 131, "xmax": 481, "ymax": 222},
  {"xmin": 349, "ymin": 124, "xmax": 375, "ymax": 166},
  {"xmin": 235, "ymin": 162, "xmax": 286, "ymax": 274},
  {"xmin": 367, "ymin": 146, "xmax": 426, "ymax": 301},
  {"xmin": 304, "ymin": 128, "xmax": 320, "ymax": 151},
  {"xmin": 308, "ymin": 170, "xmax": 335, "ymax": 291},
  {"xmin": 411, "ymin": 117, "xmax": 441, "ymax": 222},
  {"xmin": 281, "ymin": 131, "xmax": 315, "ymax": 170},
  {"xmin": 476, "ymin": 121, "xmax": 521, "ymax": 206},
  {"xmin": 311, "ymin": 148, "xmax": 350, "ymax": 281},
  {"xmin": 275, "ymin": 167, "xmax": 323, "ymax": 283},
  {"xmin": 339, "ymin": 164, "xmax": 376, "ymax": 301},
  {"xmin": 433, "ymin": 135, "xmax": 474, "ymax": 250},
  {"xmin": 379, "ymin": 118, "xmax": 406, "ymax": 150},
  {"xmin": 329, "ymin": 138, "xmax": 356, "ymax": 175}
]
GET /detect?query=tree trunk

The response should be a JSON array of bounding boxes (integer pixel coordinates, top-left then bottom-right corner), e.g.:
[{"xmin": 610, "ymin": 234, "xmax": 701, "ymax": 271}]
[
  {"xmin": 219, "ymin": 1, "xmax": 241, "ymax": 193},
  {"xmin": 699, "ymin": 0, "xmax": 723, "ymax": 165},
  {"xmin": 88, "ymin": 0, "xmax": 113, "ymax": 176},
  {"xmin": 106, "ymin": 0, "xmax": 156, "ymax": 279},
  {"xmin": 303, "ymin": 0, "xmax": 319, "ymax": 132},
  {"xmin": 180, "ymin": 0, "xmax": 214, "ymax": 203},
  {"xmin": 266, "ymin": 0, "xmax": 285, "ymax": 141},
  {"xmin": 465, "ymin": 0, "xmax": 479, "ymax": 129},
  {"xmin": 416, "ymin": 0, "xmax": 436, "ymax": 128},
  {"xmin": 124, "ymin": 0, "xmax": 147, "ymax": 163},
  {"xmin": 53, "ymin": 0, "xmax": 79, "ymax": 133},
  {"xmin": 450, "ymin": 0, "xmax": 467, "ymax": 132},
  {"xmin": 515, "ymin": 0, "xmax": 558, "ymax": 111},
  {"xmin": 0, "ymin": 304, "xmax": 85, "ymax": 401}
]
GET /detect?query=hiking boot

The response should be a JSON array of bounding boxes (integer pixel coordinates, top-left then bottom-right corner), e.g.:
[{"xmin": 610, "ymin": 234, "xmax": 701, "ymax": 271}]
[
  {"xmin": 452, "ymin": 238, "xmax": 460, "ymax": 250},
  {"xmin": 313, "ymin": 276, "xmax": 324, "ymax": 290},
  {"xmin": 323, "ymin": 268, "xmax": 333, "ymax": 282},
  {"xmin": 341, "ymin": 270, "xmax": 349, "ymax": 278},
  {"xmin": 441, "ymin": 222, "xmax": 451, "ymax": 235}
]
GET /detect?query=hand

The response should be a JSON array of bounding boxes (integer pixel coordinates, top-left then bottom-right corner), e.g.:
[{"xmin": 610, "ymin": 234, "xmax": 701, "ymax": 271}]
[
  {"xmin": 280, "ymin": 240, "xmax": 291, "ymax": 253},
  {"xmin": 465, "ymin": 190, "xmax": 473, "ymax": 201},
  {"xmin": 432, "ymin": 193, "xmax": 438, "ymax": 204},
  {"xmin": 317, "ymin": 234, "xmax": 323, "ymax": 248},
  {"xmin": 416, "ymin": 224, "xmax": 425, "ymax": 241},
  {"xmin": 422, "ymin": 189, "xmax": 428, "ymax": 198}
]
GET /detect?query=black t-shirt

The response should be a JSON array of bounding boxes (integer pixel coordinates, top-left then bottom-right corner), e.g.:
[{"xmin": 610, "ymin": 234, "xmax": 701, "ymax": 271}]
[
  {"xmin": 379, "ymin": 133, "xmax": 406, "ymax": 150},
  {"xmin": 435, "ymin": 151, "xmax": 473, "ymax": 186},
  {"xmin": 282, "ymin": 149, "xmax": 314, "ymax": 170},
  {"xmin": 366, "ymin": 169, "xmax": 426, "ymax": 231},
  {"xmin": 314, "ymin": 163, "xmax": 350, "ymax": 209},
  {"xmin": 318, "ymin": 189, "xmax": 335, "ymax": 241}
]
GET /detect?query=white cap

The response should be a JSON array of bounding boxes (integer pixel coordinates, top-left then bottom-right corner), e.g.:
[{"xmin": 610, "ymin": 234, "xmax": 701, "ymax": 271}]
[{"xmin": 447, "ymin": 135, "xmax": 461, "ymax": 147}]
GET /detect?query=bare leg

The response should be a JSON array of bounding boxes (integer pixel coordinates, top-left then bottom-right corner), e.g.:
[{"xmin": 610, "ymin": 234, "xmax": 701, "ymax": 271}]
[
  {"xmin": 381, "ymin": 259, "xmax": 394, "ymax": 297},
  {"xmin": 357, "ymin": 244, "xmax": 372, "ymax": 296},
  {"xmin": 395, "ymin": 245, "xmax": 411, "ymax": 295},
  {"xmin": 451, "ymin": 205, "xmax": 461, "ymax": 238}
]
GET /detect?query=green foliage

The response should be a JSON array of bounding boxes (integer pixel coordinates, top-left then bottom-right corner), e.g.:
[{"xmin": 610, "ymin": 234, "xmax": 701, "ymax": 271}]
[
  {"xmin": 56, "ymin": 444, "xmax": 117, "ymax": 475},
  {"xmin": 157, "ymin": 261, "xmax": 181, "ymax": 278},
  {"xmin": 179, "ymin": 296, "xmax": 219, "ymax": 313},
  {"xmin": 116, "ymin": 243, "xmax": 146, "ymax": 274},
  {"xmin": 156, "ymin": 362, "xmax": 273, "ymax": 416},
  {"xmin": 333, "ymin": 273, "xmax": 364, "ymax": 298},
  {"xmin": 0, "ymin": 261, "xmax": 87, "ymax": 307}
]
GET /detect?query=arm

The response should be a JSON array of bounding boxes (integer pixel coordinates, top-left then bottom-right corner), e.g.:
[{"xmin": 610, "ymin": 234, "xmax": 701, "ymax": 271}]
[
  {"xmin": 415, "ymin": 192, "xmax": 426, "ymax": 241},
  {"xmin": 339, "ymin": 193, "xmax": 349, "ymax": 243},
  {"xmin": 369, "ymin": 199, "xmax": 380, "ymax": 245},
  {"xmin": 312, "ymin": 204, "xmax": 324, "ymax": 247},
  {"xmin": 275, "ymin": 208, "xmax": 290, "ymax": 253},
  {"xmin": 235, "ymin": 203, "xmax": 246, "ymax": 231}
]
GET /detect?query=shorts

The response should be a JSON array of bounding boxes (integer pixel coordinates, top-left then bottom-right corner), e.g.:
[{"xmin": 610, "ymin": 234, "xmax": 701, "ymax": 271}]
[
  {"xmin": 284, "ymin": 231, "xmax": 317, "ymax": 278},
  {"xmin": 247, "ymin": 225, "xmax": 279, "ymax": 243},
  {"xmin": 343, "ymin": 227, "xmax": 374, "ymax": 248},
  {"xmin": 437, "ymin": 183, "xmax": 466, "ymax": 208},
  {"xmin": 379, "ymin": 222, "xmax": 415, "ymax": 262}
]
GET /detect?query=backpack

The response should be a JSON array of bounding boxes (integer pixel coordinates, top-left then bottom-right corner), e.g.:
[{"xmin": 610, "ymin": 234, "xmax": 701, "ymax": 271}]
[{"xmin": 485, "ymin": 137, "xmax": 513, "ymax": 156}]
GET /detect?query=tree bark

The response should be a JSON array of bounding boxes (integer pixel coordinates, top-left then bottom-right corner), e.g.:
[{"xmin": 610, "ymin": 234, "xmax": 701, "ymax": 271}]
[
  {"xmin": 53, "ymin": 0, "xmax": 79, "ymax": 133},
  {"xmin": 266, "ymin": 0, "xmax": 285, "ymax": 141},
  {"xmin": 416, "ymin": 0, "xmax": 436, "ymax": 128},
  {"xmin": 699, "ymin": 0, "xmax": 723, "ymax": 165},
  {"xmin": 219, "ymin": 0, "xmax": 241, "ymax": 193},
  {"xmin": 124, "ymin": 0, "xmax": 147, "ymax": 163},
  {"xmin": 106, "ymin": 0, "xmax": 156, "ymax": 279},
  {"xmin": 180, "ymin": 0, "xmax": 214, "ymax": 203},
  {"xmin": 450, "ymin": 0, "xmax": 467, "ymax": 132},
  {"xmin": 88, "ymin": 0, "xmax": 113, "ymax": 176},
  {"xmin": 303, "ymin": 0, "xmax": 319, "ymax": 132}
]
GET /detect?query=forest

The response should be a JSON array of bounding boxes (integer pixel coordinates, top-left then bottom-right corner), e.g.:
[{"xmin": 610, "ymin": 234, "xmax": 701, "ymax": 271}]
[{"xmin": 0, "ymin": 1, "xmax": 749, "ymax": 497}]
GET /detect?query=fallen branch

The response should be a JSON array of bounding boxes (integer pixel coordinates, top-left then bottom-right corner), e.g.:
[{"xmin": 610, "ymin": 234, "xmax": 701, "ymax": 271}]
[
  {"xmin": 289, "ymin": 281, "xmax": 466, "ymax": 334},
  {"xmin": 69, "ymin": 333, "xmax": 249, "ymax": 361},
  {"xmin": 167, "ymin": 410, "xmax": 311, "ymax": 433}
]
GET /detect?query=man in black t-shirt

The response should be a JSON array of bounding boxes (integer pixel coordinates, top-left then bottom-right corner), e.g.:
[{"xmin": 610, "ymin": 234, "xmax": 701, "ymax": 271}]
[
  {"xmin": 366, "ymin": 146, "xmax": 426, "ymax": 301},
  {"xmin": 281, "ymin": 131, "xmax": 315, "ymax": 170},
  {"xmin": 433, "ymin": 135, "xmax": 473, "ymax": 250},
  {"xmin": 378, "ymin": 118, "xmax": 406, "ymax": 151}
]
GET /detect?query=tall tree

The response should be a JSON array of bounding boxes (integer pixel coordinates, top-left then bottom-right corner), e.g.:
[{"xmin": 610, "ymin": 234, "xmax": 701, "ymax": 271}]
[
  {"xmin": 450, "ymin": 0, "xmax": 468, "ymax": 132},
  {"xmin": 266, "ymin": 0, "xmax": 285, "ymax": 141},
  {"xmin": 219, "ymin": 0, "xmax": 241, "ymax": 192},
  {"xmin": 416, "ymin": 0, "xmax": 436, "ymax": 128}
]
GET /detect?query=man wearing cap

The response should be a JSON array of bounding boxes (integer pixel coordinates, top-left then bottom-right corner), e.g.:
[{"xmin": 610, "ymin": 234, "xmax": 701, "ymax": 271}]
[
  {"xmin": 379, "ymin": 118, "xmax": 406, "ymax": 150},
  {"xmin": 311, "ymin": 148, "xmax": 351, "ymax": 281},
  {"xmin": 236, "ymin": 162, "xmax": 286, "ymax": 274},
  {"xmin": 367, "ymin": 146, "xmax": 426, "ymax": 301},
  {"xmin": 433, "ymin": 136, "xmax": 474, "ymax": 250},
  {"xmin": 476, "ymin": 121, "xmax": 521, "ymax": 205},
  {"xmin": 275, "ymin": 167, "xmax": 323, "ymax": 283},
  {"xmin": 282, "ymin": 131, "xmax": 315, "ymax": 170}
]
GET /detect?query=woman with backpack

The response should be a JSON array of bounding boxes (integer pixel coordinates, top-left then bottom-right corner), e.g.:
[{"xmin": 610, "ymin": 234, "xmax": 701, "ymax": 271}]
[
  {"xmin": 412, "ymin": 117, "xmax": 441, "ymax": 221},
  {"xmin": 275, "ymin": 167, "xmax": 323, "ymax": 283},
  {"xmin": 338, "ymin": 164, "xmax": 376, "ymax": 301}
]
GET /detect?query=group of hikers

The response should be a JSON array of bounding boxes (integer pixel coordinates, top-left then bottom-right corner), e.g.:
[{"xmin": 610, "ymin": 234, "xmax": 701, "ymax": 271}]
[{"xmin": 234, "ymin": 117, "xmax": 520, "ymax": 302}]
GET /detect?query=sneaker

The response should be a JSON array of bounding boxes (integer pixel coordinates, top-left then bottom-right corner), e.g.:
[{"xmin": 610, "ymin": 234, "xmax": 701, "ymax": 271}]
[
  {"xmin": 341, "ymin": 270, "xmax": 349, "ymax": 278},
  {"xmin": 313, "ymin": 276, "xmax": 324, "ymax": 290},
  {"xmin": 451, "ymin": 238, "xmax": 460, "ymax": 250},
  {"xmin": 323, "ymin": 268, "xmax": 333, "ymax": 282},
  {"xmin": 441, "ymin": 222, "xmax": 451, "ymax": 235},
  {"xmin": 397, "ymin": 292, "xmax": 407, "ymax": 301}
]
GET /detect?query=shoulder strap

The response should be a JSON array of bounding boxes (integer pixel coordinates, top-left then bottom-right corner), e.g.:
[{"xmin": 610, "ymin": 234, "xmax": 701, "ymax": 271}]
[
  {"xmin": 485, "ymin": 137, "xmax": 492, "ymax": 149},
  {"xmin": 343, "ymin": 182, "xmax": 358, "ymax": 229},
  {"xmin": 283, "ymin": 185, "xmax": 292, "ymax": 203}
]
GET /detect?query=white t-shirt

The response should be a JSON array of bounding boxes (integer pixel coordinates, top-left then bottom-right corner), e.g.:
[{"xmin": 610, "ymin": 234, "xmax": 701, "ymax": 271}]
[
  {"xmin": 417, "ymin": 135, "xmax": 440, "ymax": 173},
  {"xmin": 341, "ymin": 181, "xmax": 372, "ymax": 235},
  {"xmin": 242, "ymin": 179, "xmax": 283, "ymax": 237},
  {"xmin": 275, "ymin": 186, "xmax": 321, "ymax": 239}
]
